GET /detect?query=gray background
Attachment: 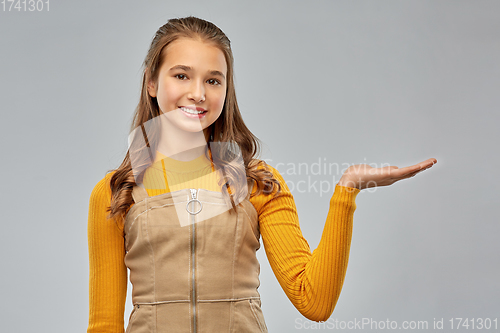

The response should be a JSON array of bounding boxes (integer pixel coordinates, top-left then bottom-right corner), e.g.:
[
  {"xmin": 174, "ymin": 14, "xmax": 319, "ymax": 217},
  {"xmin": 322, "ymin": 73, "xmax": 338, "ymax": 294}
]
[{"xmin": 1, "ymin": 0, "xmax": 498, "ymax": 332}]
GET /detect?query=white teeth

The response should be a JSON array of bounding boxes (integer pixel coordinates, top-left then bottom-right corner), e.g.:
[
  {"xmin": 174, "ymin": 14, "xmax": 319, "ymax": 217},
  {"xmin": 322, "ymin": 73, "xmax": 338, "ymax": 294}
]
[{"xmin": 180, "ymin": 107, "xmax": 205, "ymax": 114}]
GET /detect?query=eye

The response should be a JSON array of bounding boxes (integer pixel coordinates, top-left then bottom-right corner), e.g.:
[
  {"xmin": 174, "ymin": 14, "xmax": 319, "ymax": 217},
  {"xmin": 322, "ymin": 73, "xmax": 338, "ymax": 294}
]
[
  {"xmin": 207, "ymin": 78, "xmax": 221, "ymax": 86},
  {"xmin": 175, "ymin": 74, "xmax": 187, "ymax": 80}
]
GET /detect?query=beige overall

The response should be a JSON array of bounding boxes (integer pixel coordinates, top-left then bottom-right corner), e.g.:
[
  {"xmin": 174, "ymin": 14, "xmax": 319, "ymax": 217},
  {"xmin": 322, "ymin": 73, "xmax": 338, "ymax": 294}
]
[{"xmin": 123, "ymin": 180, "xmax": 269, "ymax": 333}]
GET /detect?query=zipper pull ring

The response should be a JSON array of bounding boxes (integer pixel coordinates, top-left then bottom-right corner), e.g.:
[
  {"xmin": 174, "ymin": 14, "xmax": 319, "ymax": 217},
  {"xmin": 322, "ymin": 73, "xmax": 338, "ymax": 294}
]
[{"xmin": 186, "ymin": 188, "xmax": 202, "ymax": 215}]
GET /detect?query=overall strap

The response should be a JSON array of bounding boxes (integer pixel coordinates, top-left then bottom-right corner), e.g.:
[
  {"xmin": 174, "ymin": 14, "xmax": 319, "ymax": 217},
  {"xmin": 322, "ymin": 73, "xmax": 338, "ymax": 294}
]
[
  {"xmin": 246, "ymin": 180, "xmax": 255, "ymax": 201},
  {"xmin": 131, "ymin": 184, "xmax": 149, "ymax": 203}
]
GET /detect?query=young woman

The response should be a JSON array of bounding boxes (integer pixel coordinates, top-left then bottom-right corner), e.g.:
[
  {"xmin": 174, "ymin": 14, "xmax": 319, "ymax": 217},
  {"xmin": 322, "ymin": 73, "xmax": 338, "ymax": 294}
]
[{"xmin": 87, "ymin": 16, "xmax": 437, "ymax": 333}]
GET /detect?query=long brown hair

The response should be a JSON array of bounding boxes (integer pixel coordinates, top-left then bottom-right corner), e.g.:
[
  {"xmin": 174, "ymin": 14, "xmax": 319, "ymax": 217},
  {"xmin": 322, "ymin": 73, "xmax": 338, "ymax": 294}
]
[{"xmin": 106, "ymin": 16, "xmax": 281, "ymax": 225}]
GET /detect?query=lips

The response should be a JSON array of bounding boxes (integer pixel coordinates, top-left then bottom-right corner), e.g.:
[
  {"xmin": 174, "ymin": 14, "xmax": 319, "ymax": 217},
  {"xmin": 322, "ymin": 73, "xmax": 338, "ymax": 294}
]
[{"xmin": 179, "ymin": 106, "xmax": 208, "ymax": 118}]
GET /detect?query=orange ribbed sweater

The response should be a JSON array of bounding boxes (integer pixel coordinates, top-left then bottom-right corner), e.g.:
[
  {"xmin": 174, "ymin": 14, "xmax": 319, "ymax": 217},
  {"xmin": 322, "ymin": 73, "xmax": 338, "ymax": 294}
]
[{"xmin": 87, "ymin": 151, "xmax": 360, "ymax": 332}]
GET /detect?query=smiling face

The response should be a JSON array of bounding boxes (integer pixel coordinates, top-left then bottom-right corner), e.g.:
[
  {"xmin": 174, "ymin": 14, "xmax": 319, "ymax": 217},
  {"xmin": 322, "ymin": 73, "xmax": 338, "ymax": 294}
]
[{"xmin": 147, "ymin": 37, "xmax": 228, "ymax": 135}]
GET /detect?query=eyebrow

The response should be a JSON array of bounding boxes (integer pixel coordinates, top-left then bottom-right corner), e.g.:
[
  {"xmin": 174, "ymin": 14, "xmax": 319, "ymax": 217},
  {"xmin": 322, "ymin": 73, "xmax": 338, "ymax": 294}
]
[{"xmin": 169, "ymin": 65, "xmax": 226, "ymax": 80}]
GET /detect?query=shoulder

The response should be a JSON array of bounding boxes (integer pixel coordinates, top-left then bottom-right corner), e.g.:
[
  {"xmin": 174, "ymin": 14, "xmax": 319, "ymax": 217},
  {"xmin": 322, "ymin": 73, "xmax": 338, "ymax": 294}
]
[
  {"xmin": 264, "ymin": 162, "xmax": 286, "ymax": 184},
  {"xmin": 250, "ymin": 159, "xmax": 287, "ymax": 188},
  {"xmin": 88, "ymin": 170, "xmax": 123, "ymax": 231},
  {"xmin": 248, "ymin": 160, "xmax": 292, "ymax": 215},
  {"xmin": 89, "ymin": 171, "xmax": 116, "ymax": 205},
  {"xmin": 88, "ymin": 171, "xmax": 125, "ymax": 241}
]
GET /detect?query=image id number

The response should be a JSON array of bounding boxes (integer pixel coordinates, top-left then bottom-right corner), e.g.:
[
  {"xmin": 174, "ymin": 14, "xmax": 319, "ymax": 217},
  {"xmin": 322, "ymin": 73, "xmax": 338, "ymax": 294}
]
[
  {"xmin": 2, "ymin": 0, "xmax": 49, "ymax": 11},
  {"xmin": 449, "ymin": 318, "xmax": 498, "ymax": 330}
]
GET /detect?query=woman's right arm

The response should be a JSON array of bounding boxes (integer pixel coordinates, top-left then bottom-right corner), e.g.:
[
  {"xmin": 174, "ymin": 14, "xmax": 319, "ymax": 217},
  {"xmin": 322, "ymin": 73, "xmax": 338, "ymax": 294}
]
[{"xmin": 87, "ymin": 173, "xmax": 127, "ymax": 333}]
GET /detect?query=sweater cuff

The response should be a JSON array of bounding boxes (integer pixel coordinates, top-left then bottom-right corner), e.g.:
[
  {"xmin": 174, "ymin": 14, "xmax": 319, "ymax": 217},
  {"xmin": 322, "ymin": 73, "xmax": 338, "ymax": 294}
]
[{"xmin": 331, "ymin": 184, "xmax": 360, "ymax": 207}]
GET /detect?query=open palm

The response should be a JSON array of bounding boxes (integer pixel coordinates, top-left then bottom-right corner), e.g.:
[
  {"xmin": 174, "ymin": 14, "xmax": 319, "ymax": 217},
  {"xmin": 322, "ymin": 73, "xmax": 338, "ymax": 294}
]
[{"xmin": 338, "ymin": 158, "xmax": 437, "ymax": 190}]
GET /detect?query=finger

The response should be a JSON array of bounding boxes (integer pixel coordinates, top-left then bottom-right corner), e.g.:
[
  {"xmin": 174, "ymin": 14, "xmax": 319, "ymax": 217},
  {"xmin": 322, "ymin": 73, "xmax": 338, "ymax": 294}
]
[
  {"xmin": 417, "ymin": 159, "xmax": 437, "ymax": 173},
  {"xmin": 387, "ymin": 165, "xmax": 419, "ymax": 178},
  {"xmin": 401, "ymin": 165, "xmax": 432, "ymax": 180},
  {"xmin": 390, "ymin": 170, "xmax": 420, "ymax": 183},
  {"xmin": 396, "ymin": 158, "xmax": 437, "ymax": 176},
  {"xmin": 420, "ymin": 158, "xmax": 437, "ymax": 168}
]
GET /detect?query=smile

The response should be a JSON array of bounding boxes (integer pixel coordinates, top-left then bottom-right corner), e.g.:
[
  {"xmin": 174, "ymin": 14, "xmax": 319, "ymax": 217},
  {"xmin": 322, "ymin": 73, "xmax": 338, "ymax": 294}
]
[
  {"xmin": 179, "ymin": 107, "xmax": 208, "ymax": 119},
  {"xmin": 179, "ymin": 106, "xmax": 207, "ymax": 115}
]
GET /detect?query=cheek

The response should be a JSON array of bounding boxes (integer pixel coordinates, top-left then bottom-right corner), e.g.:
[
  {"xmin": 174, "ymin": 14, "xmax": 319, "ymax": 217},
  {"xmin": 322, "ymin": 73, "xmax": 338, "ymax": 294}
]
[
  {"xmin": 212, "ymin": 92, "xmax": 226, "ymax": 112},
  {"xmin": 157, "ymin": 82, "xmax": 183, "ymax": 110}
]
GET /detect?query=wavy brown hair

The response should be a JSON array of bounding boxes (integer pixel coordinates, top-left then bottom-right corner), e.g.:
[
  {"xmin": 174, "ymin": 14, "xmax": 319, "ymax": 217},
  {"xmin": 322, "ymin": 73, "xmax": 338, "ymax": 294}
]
[{"xmin": 105, "ymin": 16, "xmax": 281, "ymax": 225}]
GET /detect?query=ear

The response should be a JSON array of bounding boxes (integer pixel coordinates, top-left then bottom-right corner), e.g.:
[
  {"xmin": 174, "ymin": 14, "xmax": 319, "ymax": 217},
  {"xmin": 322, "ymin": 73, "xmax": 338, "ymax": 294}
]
[
  {"xmin": 144, "ymin": 67, "xmax": 157, "ymax": 98},
  {"xmin": 147, "ymin": 79, "xmax": 157, "ymax": 98}
]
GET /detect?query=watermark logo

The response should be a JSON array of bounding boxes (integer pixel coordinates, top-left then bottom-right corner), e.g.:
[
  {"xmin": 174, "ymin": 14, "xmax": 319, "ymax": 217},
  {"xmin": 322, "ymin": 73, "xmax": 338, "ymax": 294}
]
[
  {"xmin": 294, "ymin": 317, "xmax": 499, "ymax": 330},
  {"xmin": 264, "ymin": 158, "xmax": 391, "ymax": 196},
  {"xmin": 295, "ymin": 317, "xmax": 429, "ymax": 330}
]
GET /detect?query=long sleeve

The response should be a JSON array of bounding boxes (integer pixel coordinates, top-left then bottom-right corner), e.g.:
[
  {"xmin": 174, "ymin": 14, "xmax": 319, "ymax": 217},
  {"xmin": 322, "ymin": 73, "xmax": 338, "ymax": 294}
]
[
  {"xmin": 87, "ymin": 172, "xmax": 127, "ymax": 333},
  {"xmin": 250, "ymin": 164, "xmax": 360, "ymax": 322}
]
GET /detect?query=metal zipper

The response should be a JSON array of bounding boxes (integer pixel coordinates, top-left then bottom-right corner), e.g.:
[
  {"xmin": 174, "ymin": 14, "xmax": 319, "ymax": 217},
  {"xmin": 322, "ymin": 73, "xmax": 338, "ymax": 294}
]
[{"xmin": 188, "ymin": 188, "xmax": 200, "ymax": 332}]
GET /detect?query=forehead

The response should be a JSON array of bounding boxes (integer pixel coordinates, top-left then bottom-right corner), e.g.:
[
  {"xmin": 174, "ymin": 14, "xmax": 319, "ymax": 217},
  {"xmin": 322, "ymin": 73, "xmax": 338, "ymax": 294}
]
[{"xmin": 161, "ymin": 37, "xmax": 227, "ymax": 74}]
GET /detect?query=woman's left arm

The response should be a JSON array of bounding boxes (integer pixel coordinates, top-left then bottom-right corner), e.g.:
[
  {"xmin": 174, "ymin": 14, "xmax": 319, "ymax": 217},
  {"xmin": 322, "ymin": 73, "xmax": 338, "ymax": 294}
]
[{"xmin": 254, "ymin": 165, "xmax": 360, "ymax": 322}]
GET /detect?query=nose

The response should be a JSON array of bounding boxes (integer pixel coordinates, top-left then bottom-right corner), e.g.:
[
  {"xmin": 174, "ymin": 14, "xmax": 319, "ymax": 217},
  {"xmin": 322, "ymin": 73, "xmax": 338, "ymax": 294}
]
[{"xmin": 187, "ymin": 79, "xmax": 206, "ymax": 103}]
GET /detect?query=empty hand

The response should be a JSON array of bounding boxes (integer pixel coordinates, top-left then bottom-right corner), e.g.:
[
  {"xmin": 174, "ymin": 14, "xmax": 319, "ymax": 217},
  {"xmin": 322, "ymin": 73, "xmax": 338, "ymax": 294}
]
[{"xmin": 337, "ymin": 158, "xmax": 437, "ymax": 190}]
